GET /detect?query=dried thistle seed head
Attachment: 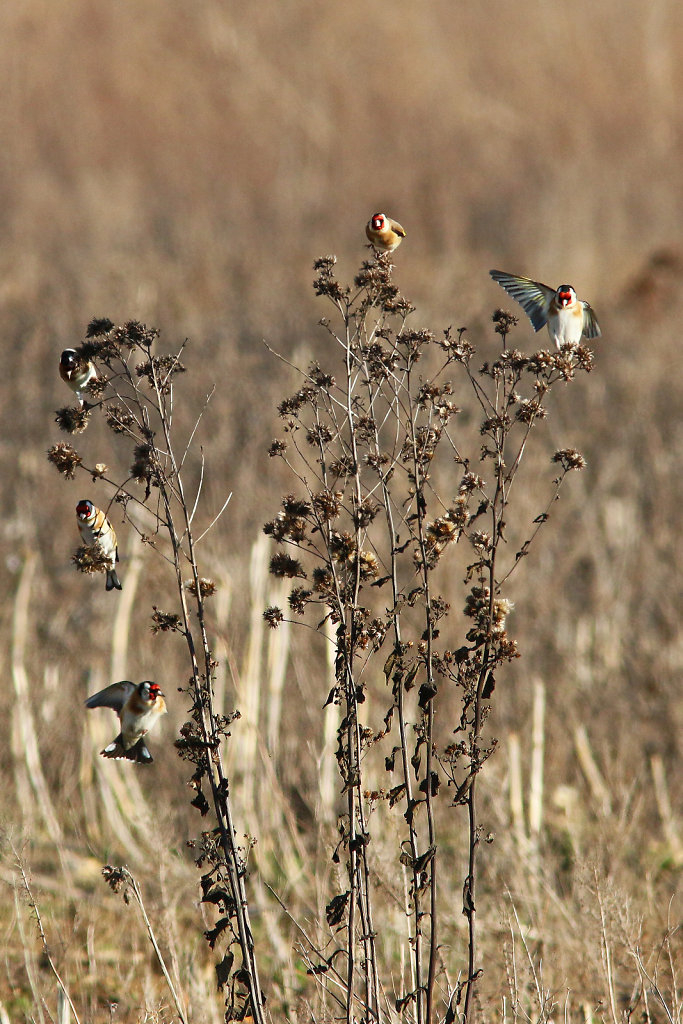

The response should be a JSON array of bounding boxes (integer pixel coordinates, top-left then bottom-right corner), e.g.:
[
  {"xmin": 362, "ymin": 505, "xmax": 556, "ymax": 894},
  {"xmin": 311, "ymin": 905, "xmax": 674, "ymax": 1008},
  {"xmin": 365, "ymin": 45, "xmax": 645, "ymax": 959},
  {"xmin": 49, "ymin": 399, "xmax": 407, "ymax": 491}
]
[
  {"xmin": 552, "ymin": 448, "xmax": 586, "ymax": 471},
  {"xmin": 105, "ymin": 404, "xmax": 136, "ymax": 434},
  {"xmin": 308, "ymin": 363, "xmax": 335, "ymax": 390},
  {"xmin": 92, "ymin": 463, "xmax": 108, "ymax": 480},
  {"xmin": 459, "ymin": 472, "xmax": 485, "ymax": 494},
  {"xmin": 573, "ymin": 345, "xmax": 594, "ymax": 372},
  {"xmin": 526, "ymin": 350, "xmax": 555, "ymax": 373},
  {"xmin": 55, "ymin": 405, "xmax": 90, "ymax": 434},
  {"xmin": 313, "ymin": 255, "xmax": 349, "ymax": 302},
  {"xmin": 492, "ymin": 598, "xmax": 514, "ymax": 633},
  {"xmin": 47, "ymin": 442, "xmax": 82, "ymax": 478},
  {"xmin": 447, "ymin": 497, "xmax": 470, "ymax": 529},
  {"xmin": 130, "ymin": 443, "xmax": 158, "ymax": 484},
  {"xmin": 516, "ymin": 398, "xmax": 547, "ymax": 423},
  {"xmin": 72, "ymin": 542, "xmax": 112, "ymax": 576},
  {"xmin": 151, "ymin": 608, "xmax": 182, "ymax": 633},
  {"xmin": 494, "ymin": 349, "xmax": 528, "ymax": 371},
  {"xmin": 86, "ymin": 317, "xmax": 115, "ymax": 338},
  {"xmin": 268, "ymin": 439, "xmax": 287, "ymax": 457},
  {"xmin": 85, "ymin": 375, "xmax": 108, "ymax": 399},
  {"xmin": 278, "ymin": 385, "xmax": 318, "ymax": 417},
  {"xmin": 492, "ymin": 308, "xmax": 519, "ymax": 335},
  {"xmin": 313, "ymin": 489, "xmax": 342, "ymax": 521},
  {"xmin": 186, "ymin": 577, "xmax": 217, "ymax": 598},
  {"xmin": 353, "ymin": 498, "xmax": 379, "ymax": 528},
  {"xmin": 112, "ymin": 320, "xmax": 159, "ymax": 349},
  {"xmin": 136, "ymin": 355, "xmax": 186, "ymax": 392},
  {"xmin": 353, "ymin": 550, "xmax": 379, "ymax": 580},
  {"xmin": 329, "ymin": 531, "xmax": 357, "ymax": 564},
  {"xmin": 269, "ymin": 553, "xmax": 307, "ymax": 579},
  {"xmin": 312, "ymin": 566, "xmax": 334, "ymax": 593},
  {"xmin": 288, "ymin": 587, "xmax": 312, "ymax": 614},
  {"xmin": 329, "ymin": 454, "xmax": 355, "ymax": 478},
  {"xmin": 263, "ymin": 606, "xmax": 284, "ymax": 629},
  {"xmin": 306, "ymin": 424, "xmax": 333, "ymax": 447},
  {"xmin": 471, "ymin": 531, "xmax": 492, "ymax": 551}
]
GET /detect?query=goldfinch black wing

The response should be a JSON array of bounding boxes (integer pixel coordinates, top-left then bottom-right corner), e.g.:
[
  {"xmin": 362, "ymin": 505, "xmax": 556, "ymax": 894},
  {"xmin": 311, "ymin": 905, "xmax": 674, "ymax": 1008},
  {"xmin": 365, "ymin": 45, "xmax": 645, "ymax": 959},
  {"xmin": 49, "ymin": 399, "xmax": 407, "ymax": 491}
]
[{"xmin": 489, "ymin": 270, "xmax": 555, "ymax": 333}]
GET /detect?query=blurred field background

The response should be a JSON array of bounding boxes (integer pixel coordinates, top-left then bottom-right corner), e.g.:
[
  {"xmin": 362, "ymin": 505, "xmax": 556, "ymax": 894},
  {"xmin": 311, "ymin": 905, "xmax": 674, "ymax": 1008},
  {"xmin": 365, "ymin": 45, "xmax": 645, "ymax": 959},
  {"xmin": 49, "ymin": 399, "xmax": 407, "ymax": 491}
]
[{"xmin": 1, "ymin": 0, "xmax": 683, "ymax": 1020}]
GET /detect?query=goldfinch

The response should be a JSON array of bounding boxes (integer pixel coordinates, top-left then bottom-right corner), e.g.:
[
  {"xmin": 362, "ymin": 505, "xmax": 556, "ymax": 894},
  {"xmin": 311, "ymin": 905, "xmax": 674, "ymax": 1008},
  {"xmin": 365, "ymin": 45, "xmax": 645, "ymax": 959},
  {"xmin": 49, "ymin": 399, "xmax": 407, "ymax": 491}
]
[
  {"xmin": 85, "ymin": 680, "xmax": 167, "ymax": 764},
  {"xmin": 60, "ymin": 349, "xmax": 97, "ymax": 407},
  {"xmin": 365, "ymin": 212, "xmax": 406, "ymax": 253},
  {"xmin": 76, "ymin": 499, "xmax": 122, "ymax": 591},
  {"xmin": 489, "ymin": 270, "xmax": 601, "ymax": 349}
]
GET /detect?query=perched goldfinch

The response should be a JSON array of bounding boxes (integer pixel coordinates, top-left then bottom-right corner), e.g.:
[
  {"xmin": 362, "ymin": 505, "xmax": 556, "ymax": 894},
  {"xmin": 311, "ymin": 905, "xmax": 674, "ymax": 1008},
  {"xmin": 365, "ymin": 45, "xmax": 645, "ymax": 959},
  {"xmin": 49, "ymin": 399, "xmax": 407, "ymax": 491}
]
[
  {"xmin": 85, "ymin": 680, "xmax": 167, "ymax": 764},
  {"xmin": 489, "ymin": 270, "xmax": 601, "ymax": 349},
  {"xmin": 365, "ymin": 212, "xmax": 406, "ymax": 253},
  {"xmin": 76, "ymin": 499, "xmax": 122, "ymax": 591},
  {"xmin": 60, "ymin": 349, "xmax": 97, "ymax": 407}
]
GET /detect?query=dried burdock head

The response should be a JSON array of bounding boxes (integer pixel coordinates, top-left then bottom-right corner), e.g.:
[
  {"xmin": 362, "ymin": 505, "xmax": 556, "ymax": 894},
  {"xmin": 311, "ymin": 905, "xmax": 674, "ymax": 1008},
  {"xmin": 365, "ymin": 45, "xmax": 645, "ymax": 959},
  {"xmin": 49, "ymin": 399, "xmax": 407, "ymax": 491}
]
[
  {"xmin": 105, "ymin": 404, "xmax": 136, "ymax": 434},
  {"xmin": 427, "ymin": 517, "xmax": 458, "ymax": 543},
  {"xmin": 130, "ymin": 443, "xmax": 158, "ymax": 485},
  {"xmin": 269, "ymin": 553, "xmax": 307, "ymax": 579},
  {"xmin": 47, "ymin": 442, "xmax": 82, "ymax": 478},
  {"xmin": 278, "ymin": 385, "xmax": 318, "ymax": 417},
  {"xmin": 492, "ymin": 308, "xmax": 519, "ymax": 336},
  {"xmin": 72, "ymin": 543, "xmax": 112, "ymax": 577},
  {"xmin": 288, "ymin": 587, "xmax": 312, "ymax": 615},
  {"xmin": 309, "ymin": 363, "xmax": 335, "ymax": 390},
  {"xmin": 151, "ymin": 608, "xmax": 183, "ymax": 634},
  {"xmin": 480, "ymin": 413, "xmax": 511, "ymax": 435},
  {"xmin": 384, "ymin": 293, "xmax": 416, "ymax": 317},
  {"xmin": 268, "ymin": 439, "xmax": 288, "ymax": 457},
  {"xmin": 553, "ymin": 348, "xmax": 576, "ymax": 380},
  {"xmin": 313, "ymin": 489, "xmax": 342, "ymax": 522},
  {"xmin": 112, "ymin": 320, "xmax": 159, "ymax": 350},
  {"xmin": 55, "ymin": 405, "xmax": 90, "ymax": 434},
  {"xmin": 186, "ymin": 577, "xmax": 217, "ymax": 598},
  {"xmin": 80, "ymin": 335, "xmax": 122, "ymax": 362},
  {"xmin": 136, "ymin": 355, "xmax": 186, "ymax": 393},
  {"xmin": 86, "ymin": 317, "xmax": 115, "ymax": 338},
  {"xmin": 471, "ymin": 530, "xmax": 492, "ymax": 551},
  {"xmin": 552, "ymin": 448, "xmax": 586, "ymax": 471},
  {"xmin": 354, "ymin": 255, "xmax": 393, "ymax": 292},
  {"xmin": 306, "ymin": 423, "xmax": 333, "ymax": 447},
  {"xmin": 264, "ymin": 606, "xmax": 284, "ymax": 629}
]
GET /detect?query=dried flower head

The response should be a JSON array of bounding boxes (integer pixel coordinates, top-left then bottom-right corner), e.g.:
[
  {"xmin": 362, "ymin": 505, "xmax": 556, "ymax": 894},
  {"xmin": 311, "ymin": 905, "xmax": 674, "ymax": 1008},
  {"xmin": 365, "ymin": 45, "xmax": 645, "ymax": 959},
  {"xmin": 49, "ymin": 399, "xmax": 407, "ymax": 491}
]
[
  {"xmin": 136, "ymin": 355, "xmax": 186, "ymax": 393},
  {"xmin": 185, "ymin": 577, "xmax": 217, "ymax": 598},
  {"xmin": 151, "ymin": 608, "xmax": 182, "ymax": 634},
  {"xmin": 86, "ymin": 317, "xmax": 115, "ymax": 338},
  {"xmin": 130, "ymin": 443, "xmax": 158, "ymax": 486},
  {"xmin": 492, "ymin": 309, "xmax": 519, "ymax": 336},
  {"xmin": 105, "ymin": 404, "xmax": 136, "ymax": 434},
  {"xmin": 47, "ymin": 442, "xmax": 82, "ymax": 478},
  {"xmin": 72, "ymin": 543, "xmax": 112, "ymax": 577},
  {"xmin": 92, "ymin": 463, "xmax": 108, "ymax": 480},
  {"xmin": 264, "ymin": 606, "xmax": 284, "ymax": 629},
  {"xmin": 268, "ymin": 439, "xmax": 288, "ymax": 457},
  {"xmin": 288, "ymin": 587, "xmax": 312, "ymax": 614},
  {"xmin": 552, "ymin": 448, "xmax": 586, "ymax": 471},
  {"xmin": 269, "ymin": 553, "xmax": 307, "ymax": 579},
  {"xmin": 55, "ymin": 405, "xmax": 90, "ymax": 434},
  {"xmin": 313, "ymin": 489, "xmax": 342, "ymax": 521}
]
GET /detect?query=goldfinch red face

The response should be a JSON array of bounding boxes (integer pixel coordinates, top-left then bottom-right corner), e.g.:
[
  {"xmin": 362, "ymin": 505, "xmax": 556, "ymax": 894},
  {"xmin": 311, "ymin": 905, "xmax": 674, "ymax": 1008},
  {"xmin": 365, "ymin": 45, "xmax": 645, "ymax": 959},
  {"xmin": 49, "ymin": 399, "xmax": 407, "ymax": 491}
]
[
  {"xmin": 556, "ymin": 286, "xmax": 576, "ymax": 308},
  {"xmin": 140, "ymin": 681, "xmax": 163, "ymax": 703},
  {"xmin": 76, "ymin": 500, "xmax": 94, "ymax": 521},
  {"xmin": 371, "ymin": 213, "xmax": 386, "ymax": 232}
]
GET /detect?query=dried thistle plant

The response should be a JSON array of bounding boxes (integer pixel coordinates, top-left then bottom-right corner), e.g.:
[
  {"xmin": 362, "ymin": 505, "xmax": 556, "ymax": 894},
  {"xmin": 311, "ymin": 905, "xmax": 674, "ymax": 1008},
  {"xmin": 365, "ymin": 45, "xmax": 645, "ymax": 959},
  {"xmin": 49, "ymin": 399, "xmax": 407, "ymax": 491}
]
[{"xmin": 264, "ymin": 253, "xmax": 593, "ymax": 1024}]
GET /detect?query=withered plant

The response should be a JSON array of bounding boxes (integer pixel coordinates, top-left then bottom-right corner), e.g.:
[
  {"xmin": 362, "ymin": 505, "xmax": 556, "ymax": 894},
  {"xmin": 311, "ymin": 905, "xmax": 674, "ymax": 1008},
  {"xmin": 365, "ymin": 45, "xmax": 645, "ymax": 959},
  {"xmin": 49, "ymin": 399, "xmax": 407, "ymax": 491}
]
[
  {"xmin": 48, "ymin": 319, "xmax": 265, "ymax": 1024},
  {"xmin": 264, "ymin": 252, "xmax": 593, "ymax": 1024}
]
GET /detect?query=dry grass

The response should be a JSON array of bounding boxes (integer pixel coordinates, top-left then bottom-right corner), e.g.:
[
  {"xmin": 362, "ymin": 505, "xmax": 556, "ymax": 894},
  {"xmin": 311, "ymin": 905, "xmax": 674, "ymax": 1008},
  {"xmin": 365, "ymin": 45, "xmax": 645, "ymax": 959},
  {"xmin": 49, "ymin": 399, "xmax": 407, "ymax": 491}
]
[{"xmin": 0, "ymin": 0, "xmax": 682, "ymax": 1020}]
